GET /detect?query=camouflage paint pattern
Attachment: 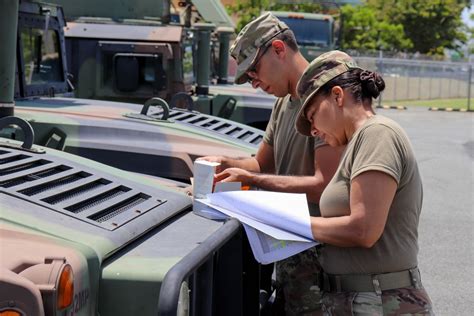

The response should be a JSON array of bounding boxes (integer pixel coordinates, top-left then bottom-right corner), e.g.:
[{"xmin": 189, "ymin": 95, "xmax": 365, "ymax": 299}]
[
  {"xmin": 13, "ymin": 96, "xmax": 262, "ymax": 181},
  {"xmin": 1, "ymin": 223, "xmax": 95, "ymax": 315},
  {"xmin": 321, "ymin": 287, "xmax": 434, "ymax": 316},
  {"xmin": 275, "ymin": 247, "xmax": 323, "ymax": 316},
  {"xmin": 0, "ymin": 139, "xmax": 229, "ymax": 315}
]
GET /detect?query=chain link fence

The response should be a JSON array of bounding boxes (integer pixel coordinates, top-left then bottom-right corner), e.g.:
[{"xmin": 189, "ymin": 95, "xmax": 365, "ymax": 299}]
[{"xmin": 353, "ymin": 56, "xmax": 473, "ymax": 109}]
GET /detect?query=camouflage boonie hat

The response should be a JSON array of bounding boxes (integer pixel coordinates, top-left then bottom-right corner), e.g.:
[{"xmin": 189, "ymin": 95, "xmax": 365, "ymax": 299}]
[
  {"xmin": 230, "ymin": 12, "xmax": 289, "ymax": 85},
  {"xmin": 295, "ymin": 50, "xmax": 360, "ymax": 136}
]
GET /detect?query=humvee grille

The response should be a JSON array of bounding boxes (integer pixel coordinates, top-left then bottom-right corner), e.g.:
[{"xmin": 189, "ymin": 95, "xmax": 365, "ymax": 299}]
[
  {"xmin": 42, "ymin": 178, "xmax": 110, "ymax": 205},
  {"xmin": 164, "ymin": 109, "xmax": 264, "ymax": 146},
  {"xmin": 0, "ymin": 159, "xmax": 51, "ymax": 176},
  {"xmin": 0, "ymin": 154, "xmax": 29, "ymax": 164},
  {"xmin": 0, "ymin": 147, "xmax": 166, "ymax": 230},
  {"xmin": 0, "ymin": 165, "xmax": 71, "ymax": 188},
  {"xmin": 19, "ymin": 172, "xmax": 91, "ymax": 196}
]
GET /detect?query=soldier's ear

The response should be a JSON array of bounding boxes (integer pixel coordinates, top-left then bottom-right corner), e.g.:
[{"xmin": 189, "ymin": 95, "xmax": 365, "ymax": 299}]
[
  {"xmin": 331, "ymin": 86, "xmax": 344, "ymax": 107},
  {"xmin": 271, "ymin": 40, "xmax": 285, "ymax": 56}
]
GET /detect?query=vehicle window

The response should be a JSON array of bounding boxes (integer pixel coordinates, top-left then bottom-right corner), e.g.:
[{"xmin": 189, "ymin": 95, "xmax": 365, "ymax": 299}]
[
  {"xmin": 183, "ymin": 43, "xmax": 195, "ymax": 85},
  {"xmin": 20, "ymin": 27, "xmax": 63, "ymax": 85},
  {"xmin": 279, "ymin": 17, "xmax": 331, "ymax": 47}
]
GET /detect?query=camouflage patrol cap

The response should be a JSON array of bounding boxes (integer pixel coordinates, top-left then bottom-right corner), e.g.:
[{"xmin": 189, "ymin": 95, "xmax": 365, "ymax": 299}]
[
  {"xmin": 295, "ymin": 50, "xmax": 360, "ymax": 136},
  {"xmin": 230, "ymin": 12, "xmax": 289, "ymax": 85}
]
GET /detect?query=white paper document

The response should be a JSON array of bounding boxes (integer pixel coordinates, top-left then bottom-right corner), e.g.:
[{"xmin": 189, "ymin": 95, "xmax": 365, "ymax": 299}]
[
  {"xmin": 195, "ymin": 191, "xmax": 319, "ymax": 263},
  {"xmin": 243, "ymin": 224, "xmax": 316, "ymax": 264}
]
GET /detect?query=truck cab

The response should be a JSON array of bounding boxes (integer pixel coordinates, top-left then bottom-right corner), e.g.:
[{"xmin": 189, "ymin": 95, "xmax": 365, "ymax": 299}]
[{"xmin": 269, "ymin": 11, "xmax": 336, "ymax": 61}]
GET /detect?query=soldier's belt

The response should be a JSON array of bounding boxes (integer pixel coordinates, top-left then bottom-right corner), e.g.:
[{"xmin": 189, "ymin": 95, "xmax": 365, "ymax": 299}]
[{"xmin": 322, "ymin": 267, "xmax": 422, "ymax": 295}]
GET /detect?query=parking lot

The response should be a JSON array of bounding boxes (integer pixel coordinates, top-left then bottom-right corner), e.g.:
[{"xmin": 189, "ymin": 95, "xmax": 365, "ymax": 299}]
[{"xmin": 377, "ymin": 107, "xmax": 473, "ymax": 315}]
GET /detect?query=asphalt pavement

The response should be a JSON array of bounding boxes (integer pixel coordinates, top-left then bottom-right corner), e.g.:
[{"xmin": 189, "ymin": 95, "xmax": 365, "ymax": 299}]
[{"xmin": 378, "ymin": 107, "xmax": 474, "ymax": 315}]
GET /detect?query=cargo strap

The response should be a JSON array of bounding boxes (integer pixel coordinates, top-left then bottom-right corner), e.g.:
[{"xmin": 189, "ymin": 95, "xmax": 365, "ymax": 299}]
[{"xmin": 322, "ymin": 267, "xmax": 422, "ymax": 295}]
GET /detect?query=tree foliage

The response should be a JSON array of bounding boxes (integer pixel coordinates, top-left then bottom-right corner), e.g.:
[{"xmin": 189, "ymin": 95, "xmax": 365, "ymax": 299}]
[
  {"xmin": 367, "ymin": 0, "xmax": 469, "ymax": 55},
  {"xmin": 226, "ymin": 0, "xmax": 472, "ymax": 56},
  {"xmin": 340, "ymin": 4, "xmax": 412, "ymax": 52}
]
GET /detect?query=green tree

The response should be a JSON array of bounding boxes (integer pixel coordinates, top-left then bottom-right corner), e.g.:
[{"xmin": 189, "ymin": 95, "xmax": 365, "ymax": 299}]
[
  {"xmin": 226, "ymin": 0, "xmax": 267, "ymax": 32},
  {"xmin": 340, "ymin": 4, "xmax": 412, "ymax": 51},
  {"xmin": 368, "ymin": 0, "xmax": 470, "ymax": 55}
]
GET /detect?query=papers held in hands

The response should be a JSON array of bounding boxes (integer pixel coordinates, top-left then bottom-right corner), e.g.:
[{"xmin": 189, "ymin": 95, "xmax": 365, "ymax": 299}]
[
  {"xmin": 197, "ymin": 191, "xmax": 319, "ymax": 264},
  {"xmin": 192, "ymin": 160, "xmax": 318, "ymax": 263}
]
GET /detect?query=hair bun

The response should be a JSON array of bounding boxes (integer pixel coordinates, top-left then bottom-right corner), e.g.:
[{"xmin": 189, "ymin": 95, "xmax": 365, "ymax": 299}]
[{"xmin": 360, "ymin": 70, "xmax": 385, "ymax": 99}]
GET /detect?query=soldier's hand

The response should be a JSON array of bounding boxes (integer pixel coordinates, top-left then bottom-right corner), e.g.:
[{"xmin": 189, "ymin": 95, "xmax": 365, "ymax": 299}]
[
  {"xmin": 215, "ymin": 168, "xmax": 253, "ymax": 186},
  {"xmin": 196, "ymin": 156, "xmax": 226, "ymax": 173}
]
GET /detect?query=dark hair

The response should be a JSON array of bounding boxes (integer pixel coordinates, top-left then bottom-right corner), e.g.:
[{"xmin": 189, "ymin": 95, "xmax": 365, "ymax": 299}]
[
  {"xmin": 273, "ymin": 29, "xmax": 299, "ymax": 52},
  {"xmin": 318, "ymin": 68, "xmax": 385, "ymax": 103}
]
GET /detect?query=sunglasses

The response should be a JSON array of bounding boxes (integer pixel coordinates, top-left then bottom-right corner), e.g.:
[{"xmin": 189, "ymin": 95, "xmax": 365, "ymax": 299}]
[{"xmin": 246, "ymin": 44, "xmax": 271, "ymax": 83}]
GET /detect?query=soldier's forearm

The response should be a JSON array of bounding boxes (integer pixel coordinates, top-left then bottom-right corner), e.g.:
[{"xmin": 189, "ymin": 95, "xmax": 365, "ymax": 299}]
[
  {"xmin": 221, "ymin": 156, "xmax": 261, "ymax": 173},
  {"xmin": 249, "ymin": 174, "xmax": 326, "ymax": 203}
]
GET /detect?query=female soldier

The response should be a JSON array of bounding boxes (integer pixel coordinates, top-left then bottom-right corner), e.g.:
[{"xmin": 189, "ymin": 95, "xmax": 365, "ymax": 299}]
[{"xmin": 295, "ymin": 51, "xmax": 434, "ymax": 315}]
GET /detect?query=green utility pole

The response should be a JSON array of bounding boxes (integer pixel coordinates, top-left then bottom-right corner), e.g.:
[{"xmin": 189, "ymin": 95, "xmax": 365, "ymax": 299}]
[{"xmin": 0, "ymin": 0, "xmax": 19, "ymax": 118}]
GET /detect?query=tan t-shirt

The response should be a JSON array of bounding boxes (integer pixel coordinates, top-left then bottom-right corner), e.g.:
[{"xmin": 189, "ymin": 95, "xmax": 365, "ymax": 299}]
[
  {"xmin": 263, "ymin": 95, "xmax": 325, "ymax": 216},
  {"xmin": 319, "ymin": 115, "xmax": 422, "ymax": 274}
]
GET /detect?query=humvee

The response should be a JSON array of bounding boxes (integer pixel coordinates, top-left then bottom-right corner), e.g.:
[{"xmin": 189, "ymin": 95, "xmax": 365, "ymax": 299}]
[
  {"xmin": 46, "ymin": 0, "xmax": 276, "ymax": 130},
  {"xmin": 0, "ymin": 117, "xmax": 259, "ymax": 316},
  {"xmin": 0, "ymin": 1, "xmax": 261, "ymax": 315},
  {"xmin": 7, "ymin": 0, "xmax": 265, "ymax": 183}
]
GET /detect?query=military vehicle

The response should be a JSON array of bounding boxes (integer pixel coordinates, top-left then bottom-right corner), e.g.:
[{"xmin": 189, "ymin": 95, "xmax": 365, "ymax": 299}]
[
  {"xmin": 6, "ymin": 0, "xmax": 264, "ymax": 183},
  {"xmin": 269, "ymin": 11, "xmax": 337, "ymax": 61},
  {"xmin": 268, "ymin": 1, "xmax": 365, "ymax": 60},
  {"xmin": 0, "ymin": 118, "xmax": 260, "ymax": 316},
  {"xmin": 47, "ymin": 0, "xmax": 276, "ymax": 130},
  {"xmin": 0, "ymin": 2, "xmax": 261, "ymax": 315}
]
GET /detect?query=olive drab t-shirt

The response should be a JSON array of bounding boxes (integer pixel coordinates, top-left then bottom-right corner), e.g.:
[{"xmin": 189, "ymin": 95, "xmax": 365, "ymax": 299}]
[
  {"xmin": 263, "ymin": 95, "xmax": 326, "ymax": 216},
  {"xmin": 319, "ymin": 115, "xmax": 423, "ymax": 274}
]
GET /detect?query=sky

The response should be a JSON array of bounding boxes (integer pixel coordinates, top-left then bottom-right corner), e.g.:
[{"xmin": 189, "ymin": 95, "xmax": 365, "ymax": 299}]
[{"xmin": 462, "ymin": 6, "xmax": 473, "ymax": 28}]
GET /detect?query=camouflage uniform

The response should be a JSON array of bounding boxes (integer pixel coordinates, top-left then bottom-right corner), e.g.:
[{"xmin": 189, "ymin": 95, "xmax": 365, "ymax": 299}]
[
  {"xmin": 275, "ymin": 247, "xmax": 323, "ymax": 316},
  {"xmin": 321, "ymin": 288, "xmax": 434, "ymax": 315},
  {"xmin": 295, "ymin": 50, "xmax": 435, "ymax": 315}
]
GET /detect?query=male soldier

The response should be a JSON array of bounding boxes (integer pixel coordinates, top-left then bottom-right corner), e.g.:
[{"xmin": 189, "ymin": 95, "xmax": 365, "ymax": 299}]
[{"xmin": 199, "ymin": 13, "xmax": 342, "ymax": 315}]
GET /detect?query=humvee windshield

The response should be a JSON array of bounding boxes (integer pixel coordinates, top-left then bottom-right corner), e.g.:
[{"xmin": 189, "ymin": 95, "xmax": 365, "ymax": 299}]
[
  {"xmin": 279, "ymin": 17, "xmax": 331, "ymax": 47},
  {"xmin": 20, "ymin": 27, "xmax": 63, "ymax": 84}
]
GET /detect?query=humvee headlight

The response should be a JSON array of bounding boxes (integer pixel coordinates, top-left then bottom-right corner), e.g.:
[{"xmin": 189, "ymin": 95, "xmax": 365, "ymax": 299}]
[
  {"xmin": 0, "ymin": 311, "xmax": 22, "ymax": 316},
  {"xmin": 18, "ymin": 258, "xmax": 74, "ymax": 314},
  {"xmin": 56, "ymin": 264, "xmax": 74, "ymax": 309}
]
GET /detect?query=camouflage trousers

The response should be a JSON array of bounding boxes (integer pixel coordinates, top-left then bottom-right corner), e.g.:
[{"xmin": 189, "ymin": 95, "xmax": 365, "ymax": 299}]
[
  {"xmin": 321, "ymin": 287, "xmax": 434, "ymax": 316},
  {"xmin": 274, "ymin": 247, "xmax": 323, "ymax": 316}
]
